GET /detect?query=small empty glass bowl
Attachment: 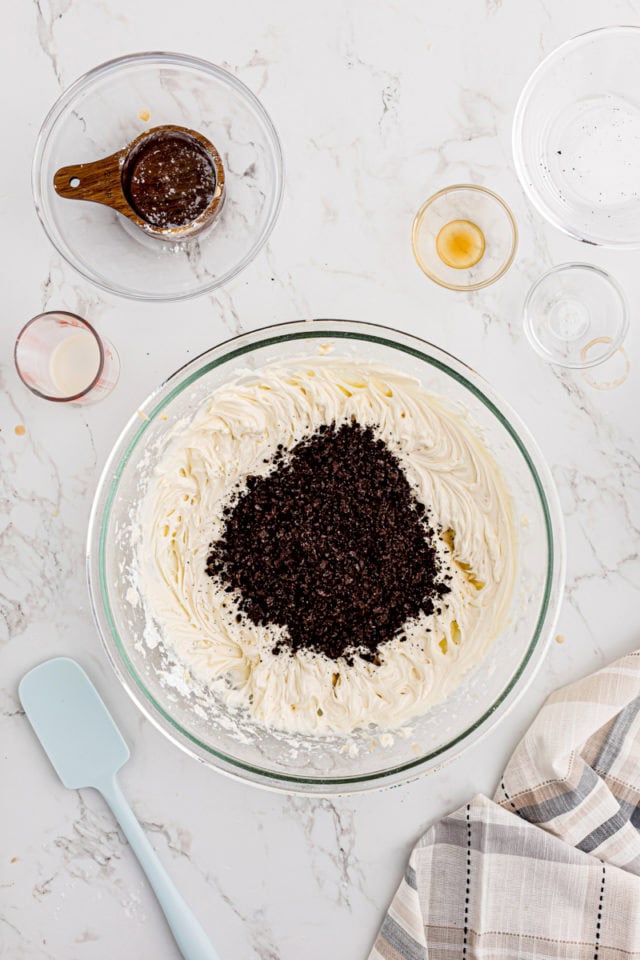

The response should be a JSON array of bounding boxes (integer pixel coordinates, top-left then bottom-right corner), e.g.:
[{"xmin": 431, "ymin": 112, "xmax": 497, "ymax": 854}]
[
  {"xmin": 523, "ymin": 264, "xmax": 629, "ymax": 368},
  {"xmin": 412, "ymin": 185, "xmax": 517, "ymax": 291},
  {"xmin": 32, "ymin": 53, "xmax": 284, "ymax": 301},
  {"xmin": 513, "ymin": 26, "xmax": 640, "ymax": 247}
]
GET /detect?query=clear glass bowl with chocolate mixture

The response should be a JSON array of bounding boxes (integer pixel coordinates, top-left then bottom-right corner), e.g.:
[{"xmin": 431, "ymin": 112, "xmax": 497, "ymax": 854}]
[
  {"xmin": 88, "ymin": 320, "xmax": 565, "ymax": 794},
  {"xmin": 33, "ymin": 52, "xmax": 283, "ymax": 301}
]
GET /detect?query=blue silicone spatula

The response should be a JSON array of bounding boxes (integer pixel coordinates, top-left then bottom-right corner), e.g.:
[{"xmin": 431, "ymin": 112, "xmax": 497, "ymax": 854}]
[{"xmin": 19, "ymin": 657, "xmax": 220, "ymax": 960}]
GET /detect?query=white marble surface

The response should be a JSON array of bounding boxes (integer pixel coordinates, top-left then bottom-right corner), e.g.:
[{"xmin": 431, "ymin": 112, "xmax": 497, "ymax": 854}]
[{"xmin": 2, "ymin": 2, "xmax": 640, "ymax": 957}]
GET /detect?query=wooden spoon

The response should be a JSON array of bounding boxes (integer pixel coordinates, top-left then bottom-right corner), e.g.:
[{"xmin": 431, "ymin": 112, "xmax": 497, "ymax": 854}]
[{"xmin": 53, "ymin": 124, "xmax": 225, "ymax": 241}]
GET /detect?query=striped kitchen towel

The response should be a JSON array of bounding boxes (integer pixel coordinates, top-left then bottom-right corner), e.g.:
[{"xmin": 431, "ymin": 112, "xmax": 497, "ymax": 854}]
[{"xmin": 370, "ymin": 649, "xmax": 640, "ymax": 959}]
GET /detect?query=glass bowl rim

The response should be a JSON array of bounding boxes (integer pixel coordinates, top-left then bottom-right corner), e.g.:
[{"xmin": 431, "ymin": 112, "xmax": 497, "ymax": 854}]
[
  {"xmin": 523, "ymin": 262, "xmax": 630, "ymax": 369},
  {"xmin": 512, "ymin": 25, "xmax": 640, "ymax": 249},
  {"xmin": 31, "ymin": 50, "xmax": 285, "ymax": 303},
  {"xmin": 411, "ymin": 184, "xmax": 518, "ymax": 291},
  {"xmin": 87, "ymin": 318, "xmax": 565, "ymax": 794}
]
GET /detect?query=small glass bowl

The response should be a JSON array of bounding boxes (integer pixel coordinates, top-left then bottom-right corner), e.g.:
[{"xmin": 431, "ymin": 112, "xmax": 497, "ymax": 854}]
[
  {"xmin": 513, "ymin": 26, "xmax": 640, "ymax": 247},
  {"xmin": 32, "ymin": 53, "xmax": 284, "ymax": 302},
  {"xmin": 412, "ymin": 185, "xmax": 517, "ymax": 291},
  {"xmin": 15, "ymin": 311, "xmax": 119, "ymax": 404},
  {"xmin": 523, "ymin": 264, "xmax": 629, "ymax": 368}
]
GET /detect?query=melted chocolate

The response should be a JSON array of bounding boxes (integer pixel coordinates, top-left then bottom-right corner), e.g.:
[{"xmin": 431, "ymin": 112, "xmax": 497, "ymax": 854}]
[{"xmin": 122, "ymin": 130, "xmax": 217, "ymax": 229}]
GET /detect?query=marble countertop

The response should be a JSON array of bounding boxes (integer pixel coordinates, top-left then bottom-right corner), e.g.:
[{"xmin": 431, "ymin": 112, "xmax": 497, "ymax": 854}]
[{"xmin": 2, "ymin": 1, "xmax": 639, "ymax": 957}]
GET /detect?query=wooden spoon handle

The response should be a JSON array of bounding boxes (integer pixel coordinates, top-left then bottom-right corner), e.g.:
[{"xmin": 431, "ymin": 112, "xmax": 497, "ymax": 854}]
[{"xmin": 53, "ymin": 151, "xmax": 129, "ymax": 214}]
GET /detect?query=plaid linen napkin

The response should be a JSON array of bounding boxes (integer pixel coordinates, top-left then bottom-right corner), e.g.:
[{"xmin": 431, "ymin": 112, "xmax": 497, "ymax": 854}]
[{"xmin": 370, "ymin": 649, "xmax": 640, "ymax": 959}]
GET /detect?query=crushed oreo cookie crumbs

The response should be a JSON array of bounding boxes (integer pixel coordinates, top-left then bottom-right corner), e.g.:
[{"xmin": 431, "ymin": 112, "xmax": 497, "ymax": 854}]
[{"xmin": 207, "ymin": 421, "xmax": 450, "ymax": 662}]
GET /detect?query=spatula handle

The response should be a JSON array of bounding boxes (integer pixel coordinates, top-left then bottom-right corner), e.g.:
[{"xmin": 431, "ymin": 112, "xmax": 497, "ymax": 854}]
[{"xmin": 97, "ymin": 775, "xmax": 220, "ymax": 960}]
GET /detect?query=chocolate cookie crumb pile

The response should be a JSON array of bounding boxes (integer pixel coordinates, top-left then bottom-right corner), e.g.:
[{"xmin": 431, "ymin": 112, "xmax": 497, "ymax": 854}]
[{"xmin": 206, "ymin": 421, "xmax": 450, "ymax": 662}]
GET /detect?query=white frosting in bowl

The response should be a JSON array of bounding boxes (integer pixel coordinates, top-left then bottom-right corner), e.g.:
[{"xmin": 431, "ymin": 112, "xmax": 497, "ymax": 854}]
[{"xmin": 139, "ymin": 359, "xmax": 516, "ymax": 735}]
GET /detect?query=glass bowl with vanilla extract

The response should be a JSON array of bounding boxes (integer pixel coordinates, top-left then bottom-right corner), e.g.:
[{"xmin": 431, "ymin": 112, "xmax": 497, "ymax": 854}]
[{"xmin": 412, "ymin": 185, "xmax": 517, "ymax": 291}]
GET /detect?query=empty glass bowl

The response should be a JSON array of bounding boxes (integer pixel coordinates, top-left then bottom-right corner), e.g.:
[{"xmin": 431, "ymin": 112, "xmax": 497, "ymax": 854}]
[
  {"xmin": 412, "ymin": 185, "xmax": 517, "ymax": 291},
  {"xmin": 523, "ymin": 264, "xmax": 629, "ymax": 368},
  {"xmin": 32, "ymin": 53, "xmax": 284, "ymax": 301},
  {"xmin": 513, "ymin": 26, "xmax": 640, "ymax": 247},
  {"xmin": 87, "ymin": 320, "xmax": 564, "ymax": 794}
]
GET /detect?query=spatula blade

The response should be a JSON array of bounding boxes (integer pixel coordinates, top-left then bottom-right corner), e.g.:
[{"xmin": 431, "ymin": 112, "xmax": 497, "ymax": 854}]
[{"xmin": 19, "ymin": 657, "xmax": 129, "ymax": 789}]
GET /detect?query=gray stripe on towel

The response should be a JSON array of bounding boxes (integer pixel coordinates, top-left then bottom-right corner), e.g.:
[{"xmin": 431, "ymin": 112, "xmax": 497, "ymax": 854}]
[
  {"xmin": 594, "ymin": 696, "xmax": 640, "ymax": 775},
  {"xmin": 379, "ymin": 914, "xmax": 426, "ymax": 960},
  {"xmin": 577, "ymin": 808, "xmax": 633, "ymax": 853},
  {"xmin": 433, "ymin": 817, "xmax": 583, "ymax": 865},
  {"xmin": 516, "ymin": 764, "xmax": 598, "ymax": 824}
]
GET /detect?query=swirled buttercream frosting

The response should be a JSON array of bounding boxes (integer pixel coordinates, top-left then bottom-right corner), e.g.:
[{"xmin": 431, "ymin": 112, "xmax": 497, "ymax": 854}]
[{"xmin": 140, "ymin": 359, "xmax": 515, "ymax": 735}]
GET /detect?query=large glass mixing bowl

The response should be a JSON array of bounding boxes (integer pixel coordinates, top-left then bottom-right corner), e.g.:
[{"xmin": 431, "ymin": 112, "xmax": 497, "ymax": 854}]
[{"xmin": 87, "ymin": 320, "xmax": 565, "ymax": 794}]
